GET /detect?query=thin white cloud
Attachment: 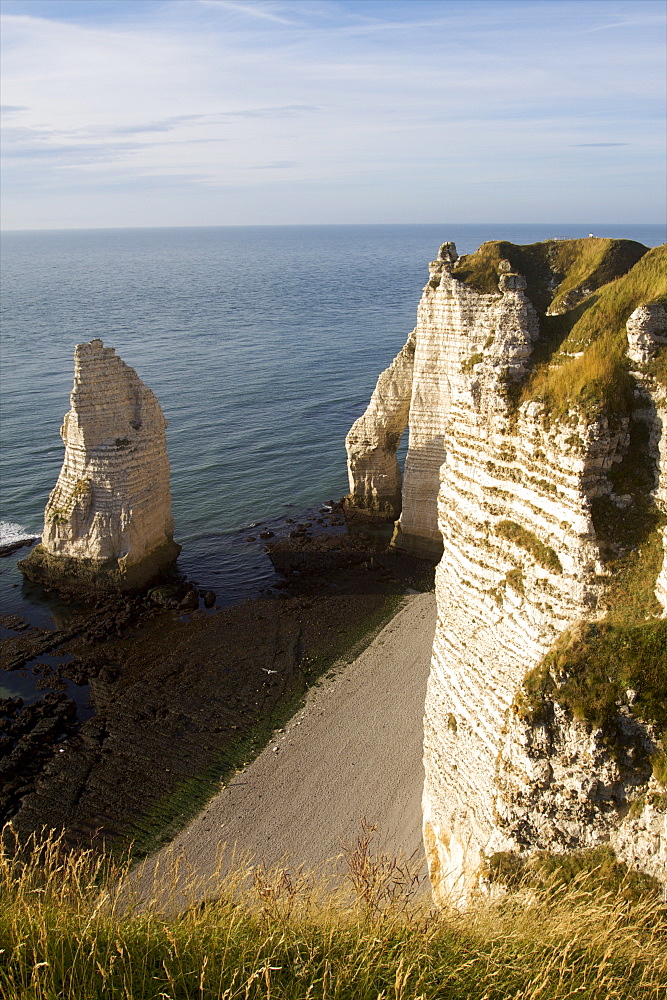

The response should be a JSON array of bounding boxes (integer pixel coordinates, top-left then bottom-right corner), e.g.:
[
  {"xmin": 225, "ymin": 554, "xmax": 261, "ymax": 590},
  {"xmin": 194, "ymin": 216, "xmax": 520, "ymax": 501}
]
[
  {"xmin": 250, "ymin": 159, "xmax": 297, "ymax": 169},
  {"xmin": 221, "ymin": 105, "xmax": 320, "ymax": 118},
  {"xmin": 575, "ymin": 12, "xmax": 667, "ymax": 34},
  {"xmin": 107, "ymin": 114, "xmax": 208, "ymax": 135},
  {"xmin": 198, "ymin": 0, "xmax": 300, "ymax": 26},
  {"xmin": 0, "ymin": 0, "xmax": 664, "ymax": 228}
]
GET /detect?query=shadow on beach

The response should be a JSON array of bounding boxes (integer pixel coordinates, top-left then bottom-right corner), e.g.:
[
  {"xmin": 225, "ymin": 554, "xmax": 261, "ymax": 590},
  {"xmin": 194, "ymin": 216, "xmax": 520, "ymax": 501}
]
[{"xmin": 1, "ymin": 517, "xmax": 435, "ymax": 862}]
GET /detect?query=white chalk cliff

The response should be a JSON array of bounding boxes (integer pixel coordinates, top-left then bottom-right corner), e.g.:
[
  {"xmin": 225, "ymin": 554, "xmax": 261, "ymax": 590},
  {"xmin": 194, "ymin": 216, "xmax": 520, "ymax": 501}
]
[
  {"xmin": 348, "ymin": 238, "xmax": 667, "ymax": 897},
  {"xmin": 20, "ymin": 339, "xmax": 180, "ymax": 592},
  {"xmin": 346, "ymin": 244, "xmax": 542, "ymax": 557}
]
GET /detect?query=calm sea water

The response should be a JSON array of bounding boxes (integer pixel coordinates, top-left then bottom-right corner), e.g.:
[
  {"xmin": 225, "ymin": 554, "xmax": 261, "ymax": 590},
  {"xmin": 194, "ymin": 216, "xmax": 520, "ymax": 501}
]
[{"xmin": 1, "ymin": 223, "xmax": 664, "ymax": 628}]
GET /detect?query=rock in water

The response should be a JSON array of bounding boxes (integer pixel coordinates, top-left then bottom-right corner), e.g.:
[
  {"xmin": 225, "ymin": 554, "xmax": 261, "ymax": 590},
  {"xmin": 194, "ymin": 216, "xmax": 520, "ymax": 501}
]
[{"xmin": 19, "ymin": 339, "xmax": 180, "ymax": 593}]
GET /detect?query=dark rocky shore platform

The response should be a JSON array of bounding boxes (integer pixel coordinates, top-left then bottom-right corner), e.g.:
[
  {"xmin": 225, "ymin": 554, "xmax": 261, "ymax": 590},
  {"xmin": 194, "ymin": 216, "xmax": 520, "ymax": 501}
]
[{"xmin": 1, "ymin": 519, "xmax": 434, "ymax": 859}]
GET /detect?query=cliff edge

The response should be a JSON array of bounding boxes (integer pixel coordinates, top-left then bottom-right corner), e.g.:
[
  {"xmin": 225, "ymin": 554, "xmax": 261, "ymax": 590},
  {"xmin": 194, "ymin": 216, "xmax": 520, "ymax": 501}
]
[{"xmin": 347, "ymin": 237, "xmax": 667, "ymax": 897}]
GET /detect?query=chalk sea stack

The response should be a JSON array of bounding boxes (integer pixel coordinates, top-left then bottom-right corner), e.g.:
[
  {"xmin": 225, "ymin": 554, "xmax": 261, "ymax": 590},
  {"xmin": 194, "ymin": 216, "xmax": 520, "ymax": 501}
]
[
  {"xmin": 348, "ymin": 238, "xmax": 667, "ymax": 897},
  {"xmin": 19, "ymin": 339, "xmax": 180, "ymax": 593}
]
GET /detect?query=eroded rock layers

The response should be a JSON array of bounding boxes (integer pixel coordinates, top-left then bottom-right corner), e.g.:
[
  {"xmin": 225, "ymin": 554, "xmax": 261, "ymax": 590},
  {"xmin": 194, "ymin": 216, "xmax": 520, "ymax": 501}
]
[
  {"xmin": 346, "ymin": 237, "xmax": 650, "ymax": 559},
  {"xmin": 345, "ymin": 331, "xmax": 416, "ymax": 523},
  {"xmin": 20, "ymin": 339, "xmax": 180, "ymax": 593},
  {"xmin": 421, "ymin": 244, "xmax": 667, "ymax": 898},
  {"xmin": 349, "ymin": 236, "xmax": 667, "ymax": 898}
]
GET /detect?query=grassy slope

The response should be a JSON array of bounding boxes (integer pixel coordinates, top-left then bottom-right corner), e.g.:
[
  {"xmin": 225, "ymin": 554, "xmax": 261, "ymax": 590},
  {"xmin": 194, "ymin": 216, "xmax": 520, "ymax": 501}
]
[
  {"xmin": 523, "ymin": 244, "xmax": 667, "ymax": 416},
  {"xmin": 451, "ymin": 237, "xmax": 648, "ymax": 311},
  {"xmin": 452, "ymin": 238, "xmax": 666, "ymax": 417},
  {"xmin": 1, "ymin": 832, "xmax": 665, "ymax": 1000}
]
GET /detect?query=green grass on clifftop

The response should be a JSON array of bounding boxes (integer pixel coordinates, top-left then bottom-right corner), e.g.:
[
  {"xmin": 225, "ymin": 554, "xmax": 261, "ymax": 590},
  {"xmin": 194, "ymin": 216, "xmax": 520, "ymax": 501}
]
[
  {"xmin": 451, "ymin": 237, "xmax": 648, "ymax": 313},
  {"xmin": 523, "ymin": 245, "xmax": 667, "ymax": 417}
]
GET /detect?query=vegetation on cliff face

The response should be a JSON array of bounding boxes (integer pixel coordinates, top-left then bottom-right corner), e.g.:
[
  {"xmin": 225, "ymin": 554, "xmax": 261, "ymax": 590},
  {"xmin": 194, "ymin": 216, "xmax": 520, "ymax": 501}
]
[
  {"xmin": 495, "ymin": 520, "xmax": 562, "ymax": 573},
  {"xmin": 1, "ymin": 830, "xmax": 664, "ymax": 1000},
  {"xmin": 457, "ymin": 239, "xmax": 667, "ymax": 777},
  {"xmin": 523, "ymin": 619, "xmax": 667, "ymax": 732},
  {"xmin": 521, "ymin": 453, "xmax": 667, "ymax": 752},
  {"xmin": 486, "ymin": 844, "xmax": 661, "ymax": 900},
  {"xmin": 521, "ymin": 518, "xmax": 667, "ymax": 786}
]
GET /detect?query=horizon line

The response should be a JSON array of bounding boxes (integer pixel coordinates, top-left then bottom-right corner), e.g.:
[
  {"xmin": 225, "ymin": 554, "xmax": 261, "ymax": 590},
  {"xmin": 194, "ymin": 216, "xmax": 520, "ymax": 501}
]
[{"xmin": 2, "ymin": 221, "xmax": 665, "ymax": 235}]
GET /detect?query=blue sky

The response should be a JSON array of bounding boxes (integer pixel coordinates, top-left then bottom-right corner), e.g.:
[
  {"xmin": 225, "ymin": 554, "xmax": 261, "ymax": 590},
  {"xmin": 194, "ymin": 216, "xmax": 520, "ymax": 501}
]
[{"xmin": 1, "ymin": 0, "xmax": 665, "ymax": 229}]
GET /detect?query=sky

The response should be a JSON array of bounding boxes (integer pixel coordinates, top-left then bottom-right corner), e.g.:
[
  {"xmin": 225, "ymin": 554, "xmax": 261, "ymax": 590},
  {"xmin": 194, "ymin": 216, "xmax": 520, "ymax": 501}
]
[{"xmin": 1, "ymin": 0, "xmax": 665, "ymax": 229}]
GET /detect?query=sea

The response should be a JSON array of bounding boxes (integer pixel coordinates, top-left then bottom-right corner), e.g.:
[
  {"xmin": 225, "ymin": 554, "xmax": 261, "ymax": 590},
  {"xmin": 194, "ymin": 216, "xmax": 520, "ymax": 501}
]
[{"xmin": 2, "ymin": 223, "xmax": 665, "ymax": 641}]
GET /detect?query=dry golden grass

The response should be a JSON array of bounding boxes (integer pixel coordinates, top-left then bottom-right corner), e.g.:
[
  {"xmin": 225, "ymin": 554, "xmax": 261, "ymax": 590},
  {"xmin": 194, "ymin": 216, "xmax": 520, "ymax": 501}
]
[
  {"xmin": 1, "ymin": 826, "xmax": 665, "ymax": 999},
  {"xmin": 522, "ymin": 244, "xmax": 667, "ymax": 416},
  {"xmin": 451, "ymin": 237, "xmax": 666, "ymax": 417}
]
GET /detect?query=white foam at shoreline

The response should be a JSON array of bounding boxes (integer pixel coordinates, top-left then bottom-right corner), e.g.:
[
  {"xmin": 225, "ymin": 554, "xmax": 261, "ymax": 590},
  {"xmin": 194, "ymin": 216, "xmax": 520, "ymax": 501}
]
[{"xmin": 0, "ymin": 520, "xmax": 39, "ymax": 546}]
